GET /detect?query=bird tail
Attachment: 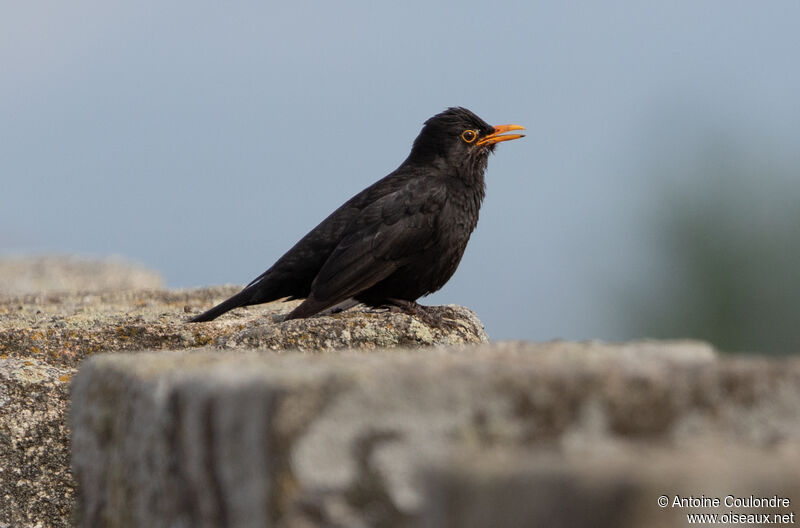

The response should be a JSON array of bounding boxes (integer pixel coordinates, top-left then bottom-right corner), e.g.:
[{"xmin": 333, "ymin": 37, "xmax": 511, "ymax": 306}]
[{"xmin": 188, "ymin": 289, "xmax": 253, "ymax": 322}]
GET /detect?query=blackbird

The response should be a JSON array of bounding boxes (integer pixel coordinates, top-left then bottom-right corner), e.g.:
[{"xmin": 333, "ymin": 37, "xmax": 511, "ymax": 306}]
[{"xmin": 189, "ymin": 107, "xmax": 524, "ymax": 324}]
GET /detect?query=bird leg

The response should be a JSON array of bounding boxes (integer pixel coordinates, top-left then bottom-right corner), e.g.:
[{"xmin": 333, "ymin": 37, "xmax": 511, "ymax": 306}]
[
  {"xmin": 382, "ymin": 298, "xmax": 459, "ymax": 330},
  {"xmin": 320, "ymin": 298, "xmax": 361, "ymax": 315}
]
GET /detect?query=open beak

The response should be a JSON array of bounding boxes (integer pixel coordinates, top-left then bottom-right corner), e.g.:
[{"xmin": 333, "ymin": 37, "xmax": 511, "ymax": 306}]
[{"xmin": 476, "ymin": 124, "xmax": 526, "ymax": 146}]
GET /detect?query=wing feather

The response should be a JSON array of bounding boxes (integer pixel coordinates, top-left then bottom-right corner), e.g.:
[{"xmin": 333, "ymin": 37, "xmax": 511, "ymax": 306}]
[{"xmin": 308, "ymin": 180, "xmax": 446, "ymax": 305}]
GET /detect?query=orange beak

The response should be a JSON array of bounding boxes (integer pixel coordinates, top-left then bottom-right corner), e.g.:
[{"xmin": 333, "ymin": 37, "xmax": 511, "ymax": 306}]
[{"xmin": 476, "ymin": 124, "xmax": 526, "ymax": 146}]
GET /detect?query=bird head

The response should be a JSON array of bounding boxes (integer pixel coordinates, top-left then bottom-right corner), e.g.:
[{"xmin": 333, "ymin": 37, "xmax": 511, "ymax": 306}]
[{"xmin": 407, "ymin": 107, "xmax": 525, "ymax": 169}]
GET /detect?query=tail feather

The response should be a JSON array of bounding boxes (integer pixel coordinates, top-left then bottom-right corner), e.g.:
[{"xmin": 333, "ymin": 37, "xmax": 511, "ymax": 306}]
[{"xmin": 188, "ymin": 289, "xmax": 253, "ymax": 322}]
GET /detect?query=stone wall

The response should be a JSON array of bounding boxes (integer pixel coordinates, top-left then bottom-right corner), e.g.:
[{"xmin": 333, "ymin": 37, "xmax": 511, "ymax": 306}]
[
  {"xmin": 0, "ymin": 257, "xmax": 485, "ymax": 527},
  {"xmin": 68, "ymin": 343, "xmax": 800, "ymax": 527}
]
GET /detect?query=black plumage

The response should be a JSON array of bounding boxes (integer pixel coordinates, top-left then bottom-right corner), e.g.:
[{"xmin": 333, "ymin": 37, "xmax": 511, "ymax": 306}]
[{"xmin": 189, "ymin": 107, "xmax": 524, "ymax": 324}]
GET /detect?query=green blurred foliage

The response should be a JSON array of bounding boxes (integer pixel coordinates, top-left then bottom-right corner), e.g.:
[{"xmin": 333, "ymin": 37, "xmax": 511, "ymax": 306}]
[{"xmin": 635, "ymin": 139, "xmax": 800, "ymax": 355}]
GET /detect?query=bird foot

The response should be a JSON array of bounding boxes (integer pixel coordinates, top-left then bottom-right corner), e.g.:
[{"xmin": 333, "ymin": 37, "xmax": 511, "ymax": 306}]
[{"xmin": 383, "ymin": 299, "xmax": 461, "ymax": 330}]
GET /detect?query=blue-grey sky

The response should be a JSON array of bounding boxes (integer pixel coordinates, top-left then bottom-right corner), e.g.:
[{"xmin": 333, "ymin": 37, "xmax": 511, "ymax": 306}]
[{"xmin": 3, "ymin": 2, "xmax": 799, "ymax": 342}]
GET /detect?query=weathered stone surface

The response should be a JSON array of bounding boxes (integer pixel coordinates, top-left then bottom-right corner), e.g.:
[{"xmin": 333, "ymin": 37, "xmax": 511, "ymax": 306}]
[
  {"xmin": 0, "ymin": 274, "xmax": 487, "ymax": 528},
  {"xmin": 421, "ymin": 448, "xmax": 800, "ymax": 528},
  {"xmin": 0, "ymin": 357, "xmax": 75, "ymax": 528},
  {"xmin": 0, "ymin": 255, "xmax": 163, "ymax": 294},
  {"xmin": 0, "ymin": 288, "xmax": 487, "ymax": 369},
  {"xmin": 70, "ymin": 342, "xmax": 800, "ymax": 527}
]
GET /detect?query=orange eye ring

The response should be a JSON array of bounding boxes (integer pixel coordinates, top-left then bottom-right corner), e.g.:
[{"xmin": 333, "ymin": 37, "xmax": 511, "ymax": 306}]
[{"xmin": 461, "ymin": 129, "xmax": 478, "ymax": 143}]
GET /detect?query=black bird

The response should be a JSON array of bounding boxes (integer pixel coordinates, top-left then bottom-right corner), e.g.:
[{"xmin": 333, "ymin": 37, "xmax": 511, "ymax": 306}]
[{"xmin": 189, "ymin": 107, "xmax": 524, "ymax": 324}]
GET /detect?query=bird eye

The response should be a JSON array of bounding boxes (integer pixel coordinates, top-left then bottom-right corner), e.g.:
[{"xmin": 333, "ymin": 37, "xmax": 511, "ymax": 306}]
[{"xmin": 461, "ymin": 129, "xmax": 478, "ymax": 143}]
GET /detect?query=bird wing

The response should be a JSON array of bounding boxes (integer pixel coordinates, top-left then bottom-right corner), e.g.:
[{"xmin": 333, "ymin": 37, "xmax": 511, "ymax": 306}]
[{"xmin": 307, "ymin": 179, "xmax": 447, "ymax": 305}]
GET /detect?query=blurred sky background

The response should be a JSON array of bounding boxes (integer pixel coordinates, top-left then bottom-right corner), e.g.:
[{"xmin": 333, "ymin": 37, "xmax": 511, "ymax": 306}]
[{"xmin": 2, "ymin": 2, "xmax": 799, "ymax": 353}]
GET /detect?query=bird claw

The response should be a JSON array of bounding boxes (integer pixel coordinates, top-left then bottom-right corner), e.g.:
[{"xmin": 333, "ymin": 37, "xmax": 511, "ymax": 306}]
[
  {"xmin": 424, "ymin": 309, "xmax": 464, "ymax": 331},
  {"xmin": 412, "ymin": 307, "xmax": 459, "ymax": 330},
  {"xmin": 382, "ymin": 300, "xmax": 461, "ymax": 331}
]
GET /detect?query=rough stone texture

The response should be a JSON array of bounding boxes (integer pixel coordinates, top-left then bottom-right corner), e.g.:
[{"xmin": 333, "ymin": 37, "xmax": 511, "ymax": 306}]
[
  {"xmin": 0, "ymin": 357, "xmax": 75, "ymax": 528},
  {"xmin": 0, "ymin": 255, "xmax": 163, "ymax": 294},
  {"xmin": 422, "ymin": 449, "xmax": 800, "ymax": 528},
  {"xmin": 0, "ymin": 257, "xmax": 486, "ymax": 528},
  {"xmin": 0, "ymin": 288, "xmax": 487, "ymax": 369},
  {"xmin": 70, "ymin": 342, "xmax": 800, "ymax": 527}
]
